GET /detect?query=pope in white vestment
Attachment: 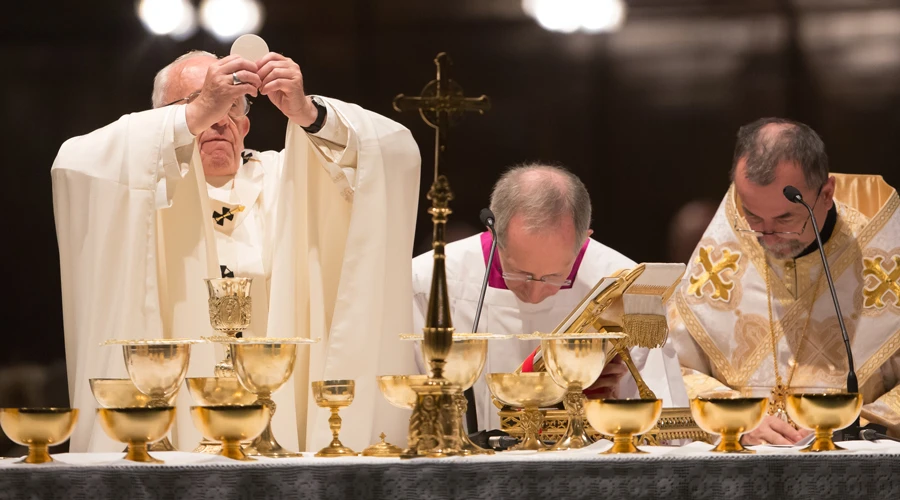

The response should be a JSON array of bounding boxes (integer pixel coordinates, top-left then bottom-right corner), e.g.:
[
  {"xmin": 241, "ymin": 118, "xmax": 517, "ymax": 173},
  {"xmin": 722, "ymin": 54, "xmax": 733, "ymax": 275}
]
[
  {"xmin": 411, "ymin": 165, "xmax": 689, "ymax": 432},
  {"xmin": 51, "ymin": 51, "xmax": 421, "ymax": 453}
]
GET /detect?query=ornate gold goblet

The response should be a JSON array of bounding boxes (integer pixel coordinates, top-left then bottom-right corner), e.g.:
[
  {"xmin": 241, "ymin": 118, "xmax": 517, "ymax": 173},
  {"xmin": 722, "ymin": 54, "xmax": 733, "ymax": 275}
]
[
  {"xmin": 312, "ymin": 380, "xmax": 357, "ymax": 457},
  {"xmin": 184, "ymin": 377, "xmax": 257, "ymax": 453},
  {"xmin": 525, "ymin": 332, "xmax": 622, "ymax": 450},
  {"xmin": 367, "ymin": 374, "xmax": 430, "ymax": 457},
  {"xmin": 190, "ymin": 405, "xmax": 269, "ymax": 461},
  {"xmin": 210, "ymin": 337, "xmax": 316, "ymax": 458},
  {"xmin": 584, "ymin": 398, "xmax": 662, "ymax": 454},
  {"xmin": 0, "ymin": 408, "xmax": 79, "ymax": 464},
  {"xmin": 486, "ymin": 372, "xmax": 566, "ymax": 451},
  {"xmin": 96, "ymin": 407, "xmax": 176, "ymax": 463},
  {"xmin": 205, "ymin": 277, "xmax": 252, "ymax": 377},
  {"xmin": 786, "ymin": 391, "xmax": 863, "ymax": 452},
  {"xmin": 90, "ymin": 378, "xmax": 178, "ymax": 452},
  {"xmin": 690, "ymin": 396, "xmax": 769, "ymax": 453}
]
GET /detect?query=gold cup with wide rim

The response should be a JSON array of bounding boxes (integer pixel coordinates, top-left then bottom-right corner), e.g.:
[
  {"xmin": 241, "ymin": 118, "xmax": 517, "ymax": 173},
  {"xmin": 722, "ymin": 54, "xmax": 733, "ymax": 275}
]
[
  {"xmin": 0, "ymin": 408, "xmax": 79, "ymax": 464},
  {"xmin": 365, "ymin": 374, "xmax": 430, "ymax": 457},
  {"xmin": 690, "ymin": 396, "xmax": 769, "ymax": 453},
  {"xmin": 312, "ymin": 380, "xmax": 357, "ymax": 457},
  {"xmin": 487, "ymin": 372, "xmax": 566, "ymax": 451},
  {"xmin": 212, "ymin": 336, "xmax": 316, "ymax": 458},
  {"xmin": 190, "ymin": 405, "xmax": 269, "ymax": 461},
  {"xmin": 90, "ymin": 378, "xmax": 178, "ymax": 452},
  {"xmin": 96, "ymin": 407, "xmax": 176, "ymax": 463},
  {"xmin": 584, "ymin": 398, "xmax": 662, "ymax": 454},
  {"xmin": 786, "ymin": 391, "xmax": 863, "ymax": 452},
  {"xmin": 102, "ymin": 339, "xmax": 199, "ymax": 410},
  {"xmin": 528, "ymin": 332, "xmax": 621, "ymax": 450},
  {"xmin": 184, "ymin": 376, "xmax": 257, "ymax": 453}
]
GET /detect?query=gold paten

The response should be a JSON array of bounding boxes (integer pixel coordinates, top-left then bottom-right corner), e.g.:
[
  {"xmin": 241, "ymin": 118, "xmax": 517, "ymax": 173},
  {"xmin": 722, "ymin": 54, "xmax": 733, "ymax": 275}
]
[
  {"xmin": 0, "ymin": 408, "xmax": 79, "ymax": 464},
  {"xmin": 312, "ymin": 380, "xmax": 357, "ymax": 457},
  {"xmin": 190, "ymin": 405, "xmax": 269, "ymax": 461}
]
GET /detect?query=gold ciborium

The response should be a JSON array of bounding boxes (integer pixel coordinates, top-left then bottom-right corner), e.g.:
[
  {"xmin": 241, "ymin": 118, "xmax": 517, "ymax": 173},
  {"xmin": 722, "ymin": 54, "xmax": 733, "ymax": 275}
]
[
  {"xmin": 185, "ymin": 376, "xmax": 257, "ymax": 453},
  {"xmin": 90, "ymin": 378, "xmax": 178, "ymax": 452},
  {"xmin": 368, "ymin": 374, "xmax": 430, "ymax": 457},
  {"xmin": 312, "ymin": 380, "xmax": 357, "ymax": 457},
  {"xmin": 209, "ymin": 337, "xmax": 316, "ymax": 458},
  {"xmin": 0, "ymin": 408, "xmax": 79, "ymax": 464},
  {"xmin": 486, "ymin": 372, "xmax": 566, "ymax": 451},
  {"xmin": 690, "ymin": 396, "xmax": 769, "ymax": 453},
  {"xmin": 190, "ymin": 405, "xmax": 269, "ymax": 461},
  {"xmin": 96, "ymin": 407, "xmax": 176, "ymax": 463},
  {"xmin": 524, "ymin": 332, "xmax": 622, "ymax": 450},
  {"xmin": 786, "ymin": 391, "xmax": 863, "ymax": 452},
  {"xmin": 584, "ymin": 398, "xmax": 662, "ymax": 454},
  {"xmin": 205, "ymin": 278, "xmax": 252, "ymax": 377}
]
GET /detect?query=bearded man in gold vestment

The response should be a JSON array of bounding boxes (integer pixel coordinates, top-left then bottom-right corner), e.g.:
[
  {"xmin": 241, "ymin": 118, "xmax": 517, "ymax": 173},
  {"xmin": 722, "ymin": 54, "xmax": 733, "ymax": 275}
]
[{"xmin": 670, "ymin": 117, "xmax": 900, "ymax": 445}]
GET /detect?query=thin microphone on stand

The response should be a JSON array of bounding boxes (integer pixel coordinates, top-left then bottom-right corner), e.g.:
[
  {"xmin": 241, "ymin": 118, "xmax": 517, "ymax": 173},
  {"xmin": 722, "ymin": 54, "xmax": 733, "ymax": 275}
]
[
  {"xmin": 783, "ymin": 185, "xmax": 860, "ymax": 438},
  {"xmin": 463, "ymin": 208, "xmax": 497, "ymax": 434}
]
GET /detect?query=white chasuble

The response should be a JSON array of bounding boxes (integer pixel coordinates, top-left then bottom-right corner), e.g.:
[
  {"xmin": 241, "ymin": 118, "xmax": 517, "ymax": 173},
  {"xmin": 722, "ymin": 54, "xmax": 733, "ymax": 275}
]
[
  {"xmin": 412, "ymin": 234, "xmax": 690, "ymax": 432},
  {"xmin": 52, "ymin": 97, "xmax": 421, "ymax": 453},
  {"xmin": 670, "ymin": 174, "xmax": 900, "ymax": 433}
]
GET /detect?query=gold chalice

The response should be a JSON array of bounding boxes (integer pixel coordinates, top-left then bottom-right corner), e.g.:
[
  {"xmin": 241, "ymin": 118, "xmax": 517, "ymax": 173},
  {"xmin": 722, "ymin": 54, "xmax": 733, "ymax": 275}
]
[
  {"xmin": 786, "ymin": 390, "xmax": 863, "ymax": 452},
  {"xmin": 96, "ymin": 407, "xmax": 176, "ymax": 463},
  {"xmin": 486, "ymin": 372, "xmax": 566, "ymax": 451},
  {"xmin": 102, "ymin": 339, "xmax": 199, "ymax": 409},
  {"xmin": 0, "ymin": 408, "xmax": 79, "ymax": 464},
  {"xmin": 190, "ymin": 405, "xmax": 269, "ymax": 461},
  {"xmin": 690, "ymin": 396, "xmax": 769, "ymax": 453},
  {"xmin": 368, "ymin": 374, "xmax": 430, "ymax": 457},
  {"xmin": 205, "ymin": 277, "xmax": 252, "ymax": 377},
  {"xmin": 185, "ymin": 376, "xmax": 257, "ymax": 453},
  {"xmin": 584, "ymin": 399, "xmax": 662, "ymax": 454},
  {"xmin": 524, "ymin": 332, "xmax": 622, "ymax": 450},
  {"xmin": 210, "ymin": 337, "xmax": 316, "ymax": 458},
  {"xmin": 312, "ymin": 380, "xmax": 357, "ymax": 457},
  {"xmin": 402, "ymin": 333, "xmax": 509, "ymax": 455},
  {"xmin": 90, "ymin": 378, "xmax": 178, "ymax": 452}
]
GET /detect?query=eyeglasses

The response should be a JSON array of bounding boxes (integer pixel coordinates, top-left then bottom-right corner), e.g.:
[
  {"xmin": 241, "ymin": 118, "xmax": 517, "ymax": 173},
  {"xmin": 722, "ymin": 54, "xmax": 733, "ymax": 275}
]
[
  {"xmin": 501, "ymin": 272, "xmax": 572, "ymax": 288},
  {"xmin": 732, "ymin": 190, "xmax": 820, "ymax": 237},
  {"xmin": 163, "ymin": 91, "xmax": 251, "ymax": 119}
]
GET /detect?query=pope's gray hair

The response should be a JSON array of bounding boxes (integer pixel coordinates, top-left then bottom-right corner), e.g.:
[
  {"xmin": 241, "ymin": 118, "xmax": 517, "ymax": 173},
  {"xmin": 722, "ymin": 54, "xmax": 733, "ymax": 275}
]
[
  {"xmin": 489, "ymin": 163, "xmax": 591, "ymax": 255},
  {"xmin": 151, "ymin": 50, "xmax": 218, "ymax": 108}
]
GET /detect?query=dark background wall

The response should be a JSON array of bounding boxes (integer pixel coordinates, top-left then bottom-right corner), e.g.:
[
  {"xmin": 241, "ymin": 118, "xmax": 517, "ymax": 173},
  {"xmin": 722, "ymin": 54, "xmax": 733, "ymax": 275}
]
[{"xmin": 2, "ymin": 0, "xmax": 899, "ymax": 452}]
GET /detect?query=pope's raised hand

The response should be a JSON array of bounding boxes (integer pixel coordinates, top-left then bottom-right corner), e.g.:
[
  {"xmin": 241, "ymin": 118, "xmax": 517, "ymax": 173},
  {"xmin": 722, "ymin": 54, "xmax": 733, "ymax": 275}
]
[
  {"xmin": 185, "ymin": 55, "xmax": 260, "ymax": 135},
  {"xmin": 256, "ymin": 52, "xmax": 319, "ymax": 127}
]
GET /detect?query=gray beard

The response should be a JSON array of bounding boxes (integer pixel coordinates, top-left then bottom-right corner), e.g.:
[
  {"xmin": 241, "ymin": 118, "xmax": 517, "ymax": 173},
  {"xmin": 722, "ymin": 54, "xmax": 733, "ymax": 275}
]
[{"xmin": 758, "ymin": 237, "xmax": 807, "ymax": 260}]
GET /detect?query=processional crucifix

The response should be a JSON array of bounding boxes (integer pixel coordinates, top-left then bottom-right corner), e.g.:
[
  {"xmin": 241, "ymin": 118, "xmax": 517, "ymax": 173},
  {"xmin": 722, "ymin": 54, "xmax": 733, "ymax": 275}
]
[{"xmin": 393, "ymin": 52, "xmax": 490, "ymax": 457}]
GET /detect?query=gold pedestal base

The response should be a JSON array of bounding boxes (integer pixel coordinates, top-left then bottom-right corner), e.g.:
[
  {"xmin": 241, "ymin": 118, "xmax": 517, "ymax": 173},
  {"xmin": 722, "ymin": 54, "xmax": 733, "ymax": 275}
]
[
  {"xmin": 315, "ymin": 440, "xmax": 357, "ymax": 457},
  {"xmin": 23, "ymin": 444, "xmax": 52, "ymax": 464},
  {"xmin": 125, "ymin": 442, "xmax": 163, "ymax": 463},
  {"xmin": 403, "ymin": 381, "xmax": 462, "ymax": 458},
  {"xmin": 712, "ymin": 433, "xmax": 755, "ymax": 454},
  {"xmin": 799, "ymin": 429, "xmax": 844, "ymax": 453},
  {"xmin": 245, "ymin": 425, "xmax": 303, "ymax": 458},
  {"xmin": 602, "ymin": 435, "xmax": 647, "ymax": 455},
  {"xmin": 222, "ymin": 441, "xmax": 255, "ymax": 461}
]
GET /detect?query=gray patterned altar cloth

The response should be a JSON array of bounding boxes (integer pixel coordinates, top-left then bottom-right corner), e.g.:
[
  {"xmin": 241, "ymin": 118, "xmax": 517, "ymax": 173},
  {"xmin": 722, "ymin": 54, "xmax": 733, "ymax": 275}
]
[{"xmin": 1, "ymin": 440, "xmax": 899, "ymax": 499}]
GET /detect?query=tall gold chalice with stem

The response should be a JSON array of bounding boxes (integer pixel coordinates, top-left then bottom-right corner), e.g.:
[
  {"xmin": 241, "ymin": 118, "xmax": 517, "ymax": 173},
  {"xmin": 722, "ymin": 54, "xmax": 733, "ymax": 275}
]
[
  {"xmin": 402, "ymin": 333, "xmax": 511, "ymax": 455},
  {"xmin": 205, "ymin": 278, "xmax": 252, "ymax": 377},
  {"xmin": 312, "ymin": 380, "xmax": 357, "ymax": 457},
  {"xmin": 207, "ymin": 336, "xmax": 318, "ymax": 458},
  {"xmin": 369, "ymin": 375, "xmax": 430, "ymax": 457},
  {"xmin": 786, "ymin": 387, "xmax": 863, "ymax": 453},
  {"xmin": 521, "ymin": 332, "xmax": 623, "ymax": 451},
  {"xmin": 102, "ymin": 338, "xmax": 201, "ymax": 451},
  {"xmin": 487, "ymin": 372, "xmax": 566, "ymax": 451}
]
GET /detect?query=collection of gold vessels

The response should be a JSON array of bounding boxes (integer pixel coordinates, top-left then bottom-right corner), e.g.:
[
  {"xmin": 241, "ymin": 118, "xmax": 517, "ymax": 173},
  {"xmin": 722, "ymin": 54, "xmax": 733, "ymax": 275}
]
[{"xmin": 0, "ymin": 53, "xmax": 866, "ymax": 464}]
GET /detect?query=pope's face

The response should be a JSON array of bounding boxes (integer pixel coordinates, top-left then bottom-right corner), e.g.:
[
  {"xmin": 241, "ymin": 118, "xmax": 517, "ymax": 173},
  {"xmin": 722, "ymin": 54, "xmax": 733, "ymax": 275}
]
[
  {"xmin": 733, "ymin": 158, "xmax": 834, "ymax": 260},
  {"xmin": 164, "ymin": 56, "xmax": 250, "ymax": 177},
  {"xmin": 498, "ymin": 215, "xmax": 586, "ymax": 304}
]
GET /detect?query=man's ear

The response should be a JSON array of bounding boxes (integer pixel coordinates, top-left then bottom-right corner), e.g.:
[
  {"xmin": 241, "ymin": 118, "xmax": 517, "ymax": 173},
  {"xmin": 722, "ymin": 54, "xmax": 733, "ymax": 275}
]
[{"xmin": 821, "ymin": 175, "xmax": 837, "ymax": 210}]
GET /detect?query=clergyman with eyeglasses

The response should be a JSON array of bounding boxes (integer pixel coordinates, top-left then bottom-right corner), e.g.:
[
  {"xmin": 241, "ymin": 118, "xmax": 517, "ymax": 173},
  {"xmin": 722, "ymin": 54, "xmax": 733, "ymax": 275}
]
[
  {"xmin": 50, "ymin": 50, "xmax": 422, "ymax": 454},
  {"xmin": 669, "ymin": 117, "xmax": 900, "ymax": 445},
  {"xmin": 411, "ymin": 164, "xmax": 690, "ymax": 433}
]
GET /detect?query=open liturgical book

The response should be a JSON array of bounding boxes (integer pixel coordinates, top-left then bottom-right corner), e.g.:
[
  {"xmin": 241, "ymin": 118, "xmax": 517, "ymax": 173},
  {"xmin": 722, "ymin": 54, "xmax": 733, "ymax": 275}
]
[{"xmin": 526, "ymin": 263, "xmax": 687, "ymax": 399}]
